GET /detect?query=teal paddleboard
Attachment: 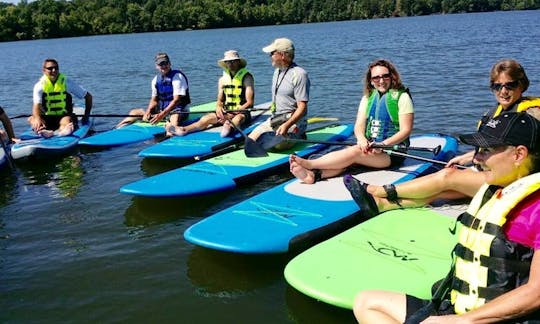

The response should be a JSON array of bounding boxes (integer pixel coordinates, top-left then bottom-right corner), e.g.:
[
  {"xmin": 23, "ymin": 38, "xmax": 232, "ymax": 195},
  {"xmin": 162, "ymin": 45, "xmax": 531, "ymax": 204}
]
[
  {"xmin": 78, "ymin": 101, "xmax": 216, "ymax": 147},
  {"xmin": 284, "ymin": 207, "xmax": 463, "ymax": 309},
  {"xmin": 120, "ymin": 124, "xmax": 354, "ymax": 197},
  {"xmin": 183, "ymin": 133, "xmax": 459, "ymax": 254}
]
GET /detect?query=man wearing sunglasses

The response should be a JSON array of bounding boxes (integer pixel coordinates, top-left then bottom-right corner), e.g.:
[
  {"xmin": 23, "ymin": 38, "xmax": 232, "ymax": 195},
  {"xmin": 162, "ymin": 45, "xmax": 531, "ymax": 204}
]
[
  {"xmin": 116, "ymin": 53, "xmax": 190, "ymax": 128},
  {"xmin": 29, "ymin": 58, "xmax": 93, "ymax": 137}
]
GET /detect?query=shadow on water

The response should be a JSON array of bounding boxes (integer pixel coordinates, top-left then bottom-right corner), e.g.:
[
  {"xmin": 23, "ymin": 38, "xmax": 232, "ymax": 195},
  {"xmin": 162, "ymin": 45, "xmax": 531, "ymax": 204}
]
[
  {"xmin": 123, "ymin": 192, "xmax": 230, "ymax": 227},
  {"xmin": 285, "ymin": 284, "xmax": 357, "ymax": 324},
  {"xmin": 0, "ymin": 166, "xmax": 17, "ymax": 207},
  {"xmin": 187, "ymin": 247, "xmax": 290, "ymax": 296}
]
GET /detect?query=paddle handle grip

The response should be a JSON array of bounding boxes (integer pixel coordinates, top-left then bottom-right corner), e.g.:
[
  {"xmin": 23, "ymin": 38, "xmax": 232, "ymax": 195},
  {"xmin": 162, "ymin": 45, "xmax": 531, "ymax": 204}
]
[{"xmin": 372, "ymin": 144, "xmax": 441, "ymax": 155}]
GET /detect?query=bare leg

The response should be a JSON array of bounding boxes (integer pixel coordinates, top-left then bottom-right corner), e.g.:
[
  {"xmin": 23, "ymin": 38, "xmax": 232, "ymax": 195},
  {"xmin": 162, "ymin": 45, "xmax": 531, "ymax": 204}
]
[
  {"xmin": 221, "ymin": 113, "xmax": 245, "ymax": 137},
  {"xmin": 353, "ymin": 290, "xmax": 407, "ymax": 324},
  {"xmin": 369, "ymin": 167, "xmax": 485, "ymax": 201},
  {"xmin": 168, "ymin": 113, "xmax": 219, "ymax": 137},
  {"xmin": 293, "ymin": 145, "xmax": 391, "ymax": 171},
  {"xmin": 116, "ymin": 108, "xmax": 145, "ymax": 128}
]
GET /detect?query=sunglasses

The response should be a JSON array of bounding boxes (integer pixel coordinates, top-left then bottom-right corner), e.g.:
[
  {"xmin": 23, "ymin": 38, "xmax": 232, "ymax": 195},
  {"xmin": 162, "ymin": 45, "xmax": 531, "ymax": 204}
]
[
  {"xmin": 157, "ymin": 61, "xmax": 169, "ymax": 67},
  {"xmin": 371, "ymin": 73, "xmax": 391, "ymax": 82},
  {"xmin": 44, "ymin": 66, "xmax": 58, "ymax": 71},
  {"xmin": 490, "ymin": 80, "xmax": 519, "ymax": 91}
]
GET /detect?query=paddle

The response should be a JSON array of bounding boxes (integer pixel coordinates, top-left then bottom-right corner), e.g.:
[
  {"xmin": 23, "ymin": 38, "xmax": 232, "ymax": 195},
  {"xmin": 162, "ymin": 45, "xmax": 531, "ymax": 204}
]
[
  {"xmin": 222, "ymin": 114, "xmax": 269, "ymax": 158},
  {"xmin": 257, "ymin": 133, "xmax": 441, "ymax": 155},
  {"xmin": 0, "ymin": 139, "xmax": 15, "ymax": 169},
  {"xmin": 381, "ymin": 149, "xmax": 468, "ymax": 169},
  {"xmin": 10, "ymin": 107, "xmax": 273, "ymax": 120}
]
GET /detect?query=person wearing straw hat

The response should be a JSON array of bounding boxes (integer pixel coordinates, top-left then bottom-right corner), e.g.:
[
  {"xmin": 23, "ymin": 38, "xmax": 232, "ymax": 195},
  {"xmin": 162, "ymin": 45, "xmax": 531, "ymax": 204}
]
[
  {"xmin": 167, "ymin": 50, "xmax": 254, "ymax": 137},
  {"xmin": 248, "ymin": 37, "xmax": 310, "ymax": 150},
  {"xmin": 116, "ymin": 53, "xmax": 191, "ymax": 129}
]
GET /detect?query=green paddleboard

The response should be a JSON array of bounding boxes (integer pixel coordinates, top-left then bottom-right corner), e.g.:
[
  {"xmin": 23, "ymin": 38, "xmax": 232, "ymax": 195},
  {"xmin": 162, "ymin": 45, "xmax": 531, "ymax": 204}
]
[{"xmin": 284, "ymin": 207, "xmax": 462, "ymax": 309}]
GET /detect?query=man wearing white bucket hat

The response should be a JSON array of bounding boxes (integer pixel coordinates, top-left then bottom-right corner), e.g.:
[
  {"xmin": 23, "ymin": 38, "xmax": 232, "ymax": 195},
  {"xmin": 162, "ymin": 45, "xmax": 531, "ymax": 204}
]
[
  {"xmin": 167, "ymin": 50, "xmax": 255, "ymax": 137},
  {"xmin": 248, "ymin": 37, "xmax": 310, "ymax": 150}
]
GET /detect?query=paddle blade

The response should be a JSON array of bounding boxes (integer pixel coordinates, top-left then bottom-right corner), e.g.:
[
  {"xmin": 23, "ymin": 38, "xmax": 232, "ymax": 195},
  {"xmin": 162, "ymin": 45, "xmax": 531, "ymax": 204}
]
[
  {"xmin": 244, "ymin": 138, "xmax": 268, "ymax": 157},
  {"xmin": 256, "ymin": 132, "xmax": 287, "ymax": 150}
]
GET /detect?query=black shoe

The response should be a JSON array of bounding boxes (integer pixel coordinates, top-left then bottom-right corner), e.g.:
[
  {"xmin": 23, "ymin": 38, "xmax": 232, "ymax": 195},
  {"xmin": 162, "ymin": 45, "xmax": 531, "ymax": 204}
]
[{"xmin": 343, "ymin": 174, "xmax": 380, "ymax": 219}]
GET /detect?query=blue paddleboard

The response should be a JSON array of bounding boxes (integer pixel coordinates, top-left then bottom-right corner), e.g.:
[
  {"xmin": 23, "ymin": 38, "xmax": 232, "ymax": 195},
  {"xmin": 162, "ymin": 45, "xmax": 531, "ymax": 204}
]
[
  {"xmin": 78, "ymin": 101, "xmax": 216, "ymax": 147},
  {"xmin": 137, "ymin": 102, "xmax": 271, "ymax": 159},
  {"xmin": 119, "ymin": 124, "xmax": 354, "ymax": 197},
  {"xmin": 183, "ymin": 134, "xmax": 459, "ymax": 254},
  {"xmin": 11, "ymin": 110, "xmax": 94, "ymax": 160}
]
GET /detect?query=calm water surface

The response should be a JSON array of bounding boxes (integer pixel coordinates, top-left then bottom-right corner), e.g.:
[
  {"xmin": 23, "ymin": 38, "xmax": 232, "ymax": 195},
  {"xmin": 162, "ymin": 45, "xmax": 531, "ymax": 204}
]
[{"xmin": 1, "ymin": 10, "xmax": 540, "ymax": 323}]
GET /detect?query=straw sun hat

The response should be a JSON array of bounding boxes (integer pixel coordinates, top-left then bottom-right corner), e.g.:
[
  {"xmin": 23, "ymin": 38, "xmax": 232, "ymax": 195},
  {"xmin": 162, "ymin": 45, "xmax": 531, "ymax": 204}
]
[{"xmin": 218, "ymin": 50, "xmax": 247, "ymax": 69}]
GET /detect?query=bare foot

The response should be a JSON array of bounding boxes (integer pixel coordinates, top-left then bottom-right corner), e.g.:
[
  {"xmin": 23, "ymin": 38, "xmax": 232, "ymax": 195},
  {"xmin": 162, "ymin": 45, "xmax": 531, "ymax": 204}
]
[
  {"xmin": 220, "ymin": 121, "xmax": 232, "ymax": 138},
  {"xmin": 166, "ymin": 123, "xmax": 187, "ymax": 136},
  {"xmin": 290, "ymin": 155, "xmax": 315, "ymax": 184},
  {"xmin": 38, "ymin": 129, "xmax": 55, "ymax": 138},
  {"xmin": 57, "ymin": 123, "xmax": 74, "ymax": 136}
]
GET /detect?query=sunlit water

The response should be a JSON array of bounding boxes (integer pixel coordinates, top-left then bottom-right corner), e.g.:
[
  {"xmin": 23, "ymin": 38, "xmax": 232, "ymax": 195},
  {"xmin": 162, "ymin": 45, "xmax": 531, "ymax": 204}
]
[{"xmin": 1, "ymin": 10, "xmax": 539, "ymax": 323}]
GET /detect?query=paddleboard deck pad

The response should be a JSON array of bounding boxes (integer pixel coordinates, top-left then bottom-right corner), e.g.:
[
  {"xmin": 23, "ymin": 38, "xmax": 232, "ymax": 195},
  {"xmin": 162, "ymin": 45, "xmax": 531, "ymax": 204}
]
[
  {"xmin": 284, "ymin": 207, "xmax": 461, "ymax": 309},
  {"xmin": 78, "ymin": 101, "xmax": 216, "ymax": 147},
  {"xmin": 119, "ymin": 124, "xmax": 354, "ymax": 197},
  {"xmin": 137, "ymin": 102, "xmax": 271, "ymax": 159},
  {"xmin": 183, "ymin": 133, "xmax": 458, "ymax": 254}
]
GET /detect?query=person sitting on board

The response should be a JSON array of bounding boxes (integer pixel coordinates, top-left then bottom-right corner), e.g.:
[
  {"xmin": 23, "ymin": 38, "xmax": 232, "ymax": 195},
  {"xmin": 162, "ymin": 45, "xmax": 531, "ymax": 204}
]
[
  {"xmin": 0, "ymin": 105, "xmax": 18, "ymax": 143},
  {"xmin": 116, "ymin": 53, "xmax": 191, "ymax": 129},
  {"xmin": 289, "ymin": 59, "xmax": 414, "ymax": 184},
  {"xmin": 167, "ymin": 50, "xmax": 254, "ymax": 137},
  {"xmin": 350, "ymin": 111, "xmax": 540, "ymax": 324},
  {"xmin": 28, "ymin": 58, "xmax": 93, "ymax": 138},
  {"xmin": 247, "ymin": 37, "xmax": 310, "ymax": 150},
  {"xmin": 345, "ymin": 59, "xmax": 540, "ymax": 214}
]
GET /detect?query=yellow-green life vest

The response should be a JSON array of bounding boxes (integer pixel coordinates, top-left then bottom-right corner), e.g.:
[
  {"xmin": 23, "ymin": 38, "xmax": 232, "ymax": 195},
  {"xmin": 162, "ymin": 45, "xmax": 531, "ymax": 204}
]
[
  {"xmin": 477, "ymin": 96, "xmax": 540, "ymax": 130},
  {"xmin": 41, "ymin": 73, "xmax": 72, "ymax": 116},
  {"xmin": 222, "ymin": 68, "xmax": 250, "ymax": 111}
]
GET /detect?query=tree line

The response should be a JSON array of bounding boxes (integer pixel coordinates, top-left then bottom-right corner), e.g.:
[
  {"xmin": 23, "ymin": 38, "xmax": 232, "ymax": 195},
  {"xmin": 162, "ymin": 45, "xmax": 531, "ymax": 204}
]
[{"xmin": 1, "ymin": 0, "xmax": 538, "ymax": 42}]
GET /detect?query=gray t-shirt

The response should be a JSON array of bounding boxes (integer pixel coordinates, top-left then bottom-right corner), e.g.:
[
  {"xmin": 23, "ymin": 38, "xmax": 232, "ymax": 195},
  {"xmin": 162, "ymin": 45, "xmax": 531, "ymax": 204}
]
[{"xmin": 271, "ymin": 63, "xmax": 310, "ymax": 118}]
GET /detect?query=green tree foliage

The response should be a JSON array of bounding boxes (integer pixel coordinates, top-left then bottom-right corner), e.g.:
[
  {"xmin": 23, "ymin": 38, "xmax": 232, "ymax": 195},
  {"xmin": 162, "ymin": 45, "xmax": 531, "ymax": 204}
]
[{"xmin": 0, "ymin": 0, "xmax": 538, "ymax": 42}]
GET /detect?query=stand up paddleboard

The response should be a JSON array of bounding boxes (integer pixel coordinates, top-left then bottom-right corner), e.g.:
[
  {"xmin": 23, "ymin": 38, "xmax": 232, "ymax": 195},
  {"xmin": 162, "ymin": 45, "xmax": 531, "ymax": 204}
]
[
  {"xmin": 119, "ymin": 124, "xmax": 354, "ymax": 197},
  {"xmin": 137, "ymin": 102, "xmax": 272, "ymax": 159},
  {"xmin": 78, "ymin": 101, "xmax": 216, "ymax": 147},
  {"xmin": 283, "ymin": 206, "xmax": 465, "ymax": 309},
  {"xmin": 11, "ymin": 107, "xmax": 94, "ymax": 160},
  {"xmin": 183, "ymin": 134, "xmax": 459, "ymax": 254}
]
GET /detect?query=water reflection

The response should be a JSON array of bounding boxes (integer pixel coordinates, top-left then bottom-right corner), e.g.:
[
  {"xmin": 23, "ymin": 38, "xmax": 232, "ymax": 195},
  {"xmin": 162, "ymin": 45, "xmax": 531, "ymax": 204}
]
[
  {"xmin": 0, "ymin": 167, "xmax": 17, "ymax": 207},
  {"xmin": 17, "ymin": 155, "xmax": 84, "ymax": 198}
]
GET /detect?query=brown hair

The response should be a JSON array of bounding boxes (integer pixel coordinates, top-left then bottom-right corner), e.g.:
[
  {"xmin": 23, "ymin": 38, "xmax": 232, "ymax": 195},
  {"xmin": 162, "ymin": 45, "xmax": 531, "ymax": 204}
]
[
  {"xmin": 490, "ymin": 59, "xmax": 529, "ymax": 92},
  {"xmin": 363, "ymin": 59, "xmax": 405, "ymax": 97},
  {"xmin": 42, "ymin": 58, "xmax": 59, "ymax": 68}
]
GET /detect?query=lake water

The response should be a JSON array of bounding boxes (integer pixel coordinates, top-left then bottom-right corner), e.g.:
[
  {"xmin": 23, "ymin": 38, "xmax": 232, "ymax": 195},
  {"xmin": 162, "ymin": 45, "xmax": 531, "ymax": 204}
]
[{"xmin": 1, "ymin": 10, "xmax": 540, "ymax": 323}]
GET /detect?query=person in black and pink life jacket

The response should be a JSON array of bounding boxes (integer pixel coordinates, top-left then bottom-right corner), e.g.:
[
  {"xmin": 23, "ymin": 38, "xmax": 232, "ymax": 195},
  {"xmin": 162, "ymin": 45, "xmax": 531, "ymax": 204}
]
[
  {"xmin": 28, "ymin": 58, "xmax": 93, "ymax": 138},
  {"xmin": 166, "ymin": 50, "xmax": 254, "ymax": 137},
  {"xmin": 352, "ymin": 111, "xmax": 540, "ymax": 324},
  {"xmin": 116, "ymin": 53, "xmax": 190, "ymax": 129}
]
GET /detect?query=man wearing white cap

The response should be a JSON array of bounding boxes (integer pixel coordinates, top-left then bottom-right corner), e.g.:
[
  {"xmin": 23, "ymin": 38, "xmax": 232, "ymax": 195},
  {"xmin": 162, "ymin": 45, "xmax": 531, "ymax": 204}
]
[
  {"xmin": 248, "ymin": 37, "xmax": 310, "ymax": 150},
  {"xmin": 168, "ymin": 50, "xmax": 254, "ymax": 137},
  {"xmin": 116, "ymin": 53, "xmax": 191, "ymax": 128}
]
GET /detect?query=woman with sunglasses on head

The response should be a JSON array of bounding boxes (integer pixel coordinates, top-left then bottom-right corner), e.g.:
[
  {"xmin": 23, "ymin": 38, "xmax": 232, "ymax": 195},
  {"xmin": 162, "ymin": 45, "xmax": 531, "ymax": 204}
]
[
  {"xmin": 345, "ymin": 59, "xmax": 540, "ymax": 217},
  {"xmin": 289, "ymin": 59, "xmax": 414, "ymax": 184},
  {"xmin": 353, "ymin": 111, "xmax": 540, "ymax": 324},
  {"xmin": 116, "ymin": 53, "xmax": 190, "ymax": 128}
]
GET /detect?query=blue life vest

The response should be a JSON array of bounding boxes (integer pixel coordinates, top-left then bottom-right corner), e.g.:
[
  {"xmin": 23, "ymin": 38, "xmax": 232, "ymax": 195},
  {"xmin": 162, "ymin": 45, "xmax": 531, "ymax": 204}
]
[{"xmin": 155, "ymin": 69, "xmax": 191, "ymax": 112}]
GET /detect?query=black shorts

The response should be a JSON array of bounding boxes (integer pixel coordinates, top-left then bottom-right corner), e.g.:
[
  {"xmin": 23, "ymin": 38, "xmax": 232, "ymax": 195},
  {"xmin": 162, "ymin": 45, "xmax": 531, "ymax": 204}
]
[{"xmin": 42, "ymin": 114, "xmax": 78, "ymax": 131}]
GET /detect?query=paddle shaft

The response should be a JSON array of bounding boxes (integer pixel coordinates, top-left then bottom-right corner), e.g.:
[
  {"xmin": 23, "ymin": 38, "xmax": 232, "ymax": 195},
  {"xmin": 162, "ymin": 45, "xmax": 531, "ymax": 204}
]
[
  {"xmin": 265, "ymin": 137, "xmax": 440, "ymax": 154},
  {"xmin": 382, "ymin": 149, "xmax": 468, "ymax": 169},
  {"xmin": 9, "ymin": 107, "xmax": 271, "ymax": 120}
]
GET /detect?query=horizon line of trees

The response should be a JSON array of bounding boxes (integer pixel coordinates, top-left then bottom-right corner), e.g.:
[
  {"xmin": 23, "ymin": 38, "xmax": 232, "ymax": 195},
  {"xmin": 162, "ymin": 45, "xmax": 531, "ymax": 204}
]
[{"xmin": 1, "ymin": 0, "xmax": 539, "ymax": 42}]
